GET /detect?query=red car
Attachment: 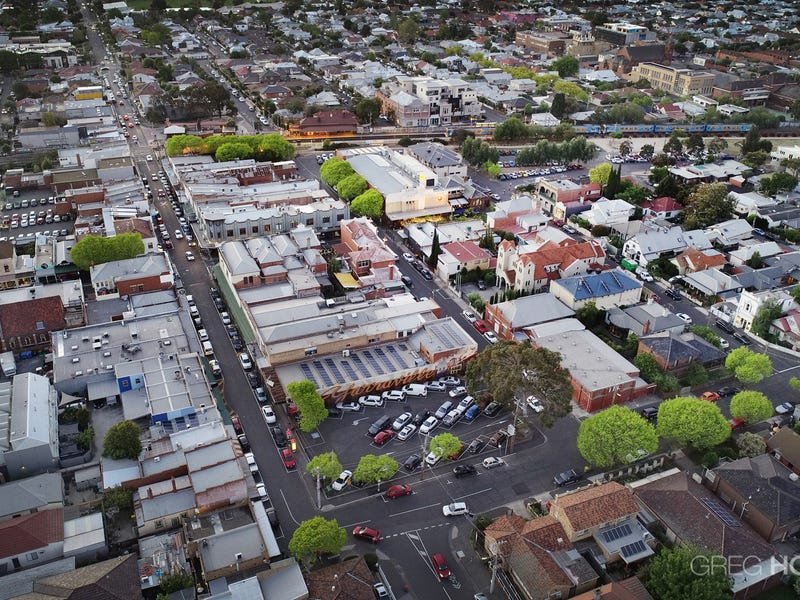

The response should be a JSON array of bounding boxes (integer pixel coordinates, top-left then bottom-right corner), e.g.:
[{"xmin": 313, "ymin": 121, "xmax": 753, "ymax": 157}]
[
  {"xmin": 280, "ymin": 448, "xmax": 296, "ymax": 469},
  {"xmin": 287, "ymin": 402, "xmax": 299, "ymax": 417},
  {"xmin": 384, "ymin": 484, "xmax": 412, "ymax": 499},
  {"xmin": 431, "ymin": 553, "xmax": 450, "ymax": 580},
  {"xmin": 473, "ymin": 320, "xmax": 489, "ymax": 334},
  {"xmin": 231, "ymin": 414, "xmax": 244, "ymax": 435},
  {"xmin": 729, "ymin": 417, "xmax": 745, "ymax": 430},
  {"xmin": 373, "ymin": 429, "xmax": 395, "ymax": 446},
  {"xmin": 352, "ymin": 526, "xmax": 381, "ymax": 543}
]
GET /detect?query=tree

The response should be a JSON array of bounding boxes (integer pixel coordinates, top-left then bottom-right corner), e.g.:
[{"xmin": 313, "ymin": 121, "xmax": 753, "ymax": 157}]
[
  {"xmin": 550, "ymin": 92, "xmax": 566, "ymax": 118},
  {"xmin": 730, "ymin": 391, "xmax": 773, "ymax": 424},
  {"xmin": 465, "ymin": 343, "xmax": 572, "ymax": 427},
  {"xmin": 353, "ymin": 454, "xmax": 399, "ymax": 484},
  {"xmin": 428, "ymin": 230, "xmax": 441, "ymax": 269},
  {"xmin": 656, "ymin": 396, "xmax": 730, "ymax": 449},
  {"xmin": 686, "ymin": 132, "xmax": 705, "ymax": 155},
  {"xmin": 618, "ymin": 140, "xmax": 632, "ymax": 157},
  {"xmin": 551, "ymin": 55, "xmax": 579, "ymax": 77},
  {"xmin": 103, "ymin": 420, "xmax": 142, "ymax": 460},
  {"xmin": 353, "ymin": 97, "xmax": 381, "ymax": 125},
  {"xmin": 397, "ymin": 18, "xmax": 420, "ymax": 43},
  {"xmin": 215, "ymin": 142, "xmax": 254, "ymax": 161},
  {"xmin": 319, "ymin": 157, "xmax": 355, "ymax": 187},
  {"xmin": 641, "ymin": 545, "xmax": 733, "ymax": 600},
  {"xmin": 306, "ymin": 451, "xmax": 343, "ymax": 482},
  {"xmin": 750, "ymin": 298, "xmax": 783, "ymax": 339},
  {"xmin": 662, "ymin": 133, "xmax": 684, "ymax": 157},
  {"xmin": 740, "ymin": 126, "xmax": 771, "ymax": 154},
  {"xmin": 688, "ymin": 325, "xmax": 721, "ymax": 348},
  {"xmin": 428, "ymin": 432, "xmax": 463, "ymax": 461},
  {"xmin": 288, "ymin": 517, "xmax": 347, "ymax": 565},
  {"xmin": 159, "ymin": 571, "xmax": 194, "ymax": 594},
  {"xmin": 683, "ymin": 183, "xmax": 734, "ymax": 230},
  {"xmin": 577, "ymin": 406, "xmax": 658, "ymax": 467},
  {"xmin": 104, "ymin": 486, "xmax": 133, "ymax": 512},
  {"xmin": 575, "ymin": 300, "xmax": 602, "ymax": 327},
  {"xmin": 484, "ymin": 161, "xmax": 501, "ymax": 178},
  {"xmin": 745, "ymin": 250, "xmax": 764, "ymax": 269},
  {"xmin": 71, "ymin": 233, "xmax": 145, "ymax": 270},
  {"xmin": 335, "ymin": 173, "xmax": 369, "ymax": 201},
  {"xmin": 759, "ymin": 172, "xmax": 798, "ymax": 197},
  {"xmin": 640, "ymin": 144, "xmax": 655, "ymax": 160},
  {"xmin": 287, "ymin": 379, "xmax": 328, "ymax": 432},
  {"xmin": 589, "ymin": 162, "xmax": 613, "ymax": 186},
  {"xmin": 737, "ymin": 432, "xmax": 767, "ymax": 458},
  {"xmin": 351, "ymin": 189, "xmax": 384, "ymax": 219},
  {"xmin": 725, "ymin": 347, "xmax": 772, "ymax": 384},
  {"xmin": 707, "ymin": 137, "xmax": 728, "ymax": 156}
]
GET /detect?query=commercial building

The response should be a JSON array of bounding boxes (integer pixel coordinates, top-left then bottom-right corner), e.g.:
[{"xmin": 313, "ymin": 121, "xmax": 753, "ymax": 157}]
[
  {"xmin": 515, "ymin": 31, "xmax": 569, "ymax": 56},
  {"xmin": 378, "ymin": 76, "xmax": 482, "ymax": 127},
  {"xmin": 594, "ymin": 23, "xmax": 656, "ymax": 46},
  {"xmin": 89, "ymin": 253, "xmax": 174, "ymax": 300},
  {"xmin": 483, "ymin": 293, "xmax": 575, "ymax": 341},
  {"xmin": 630, "ymin": 63, "xmax": 715, "ymax": 96}
]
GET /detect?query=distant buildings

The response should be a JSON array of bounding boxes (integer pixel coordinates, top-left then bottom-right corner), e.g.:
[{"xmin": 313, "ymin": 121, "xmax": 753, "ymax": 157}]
[{"xmin": 631, "ymin": 63, "xmax": 715, "ymax": 96}]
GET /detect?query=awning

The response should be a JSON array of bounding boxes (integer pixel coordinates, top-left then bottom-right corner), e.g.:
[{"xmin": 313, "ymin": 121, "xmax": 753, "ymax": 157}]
[
  {"xmin": 59, "ymin": 392, "xmax": 85, "ymax": 408},
  {"xmin": 334, "ymin": 272, "xmax": 359, "ymax": 289},
  {"xmin": 87, "ymin": 379, "xmax": 119, "ymax": 401}
]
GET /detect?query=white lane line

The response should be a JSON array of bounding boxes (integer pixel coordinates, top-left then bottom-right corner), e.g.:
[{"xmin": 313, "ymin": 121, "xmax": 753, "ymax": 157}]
[
  {"xmin": 342, "ymin": 519, "xmax": 371, "ymax": 528},
  {"xmin": 279, "ymin": 488, "xmax": 301, "ymax": 526},
  {"xmin": 389, "ymin": 502, "xmax": 442, "ymax": 518},
  {"xmin": 453, "ymin": 488, "xmax": 492, "ymax": 501}
]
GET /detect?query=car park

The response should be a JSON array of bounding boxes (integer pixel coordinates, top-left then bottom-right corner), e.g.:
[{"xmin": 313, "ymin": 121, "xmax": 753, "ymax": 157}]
[
  {"xmin": 448, "ymin": 386, "xmax": 467, "ymax": 398},
  {"xmin": 385, "ymin": 484, "xmax": 412, "ymax": 499},
  {"xmin": 332, "ymin": 470, "xmax": 352, "ymax": 491},
  {"xmin": 261, "ymin": 406, "xmax": 276, "ymax": 424},
  {"xmin": 359, "ymin": 395, "xmax": 384, "ymax": 407},
  {"xmin": 426, "ymin": 380, "xmax": 447, "ymax": 392},
  {"xmin": 443, "ymin": 502, "xmax": 469, "ymax": 517},
  {"xmin": 280, "ymin": 448, "xmax": 296, "ymax": 469},
  {"xmin": 453, "ymin": 464, "xmax": 477, "ymax": 477},
  {"xmin": 352, "ymin": 525, "xmax": 380, "ymax": 543},
  {"xmin": 419, "ymin": 416, "xmax": 439, "ymax": 434},
  {"xmin": 442, "ymin": 409, "xmax": 461, "ymax": 427},
  {"xmin": 482, "ymin": 456, "xmax": 505, "ymax": 469},
  {"xmin": 553, "ymin": 468, "xmax": 580, "ymax": 487},
  {"xmin": 397, "ymin": 424, "xmax": 417, "ymax": 440}
]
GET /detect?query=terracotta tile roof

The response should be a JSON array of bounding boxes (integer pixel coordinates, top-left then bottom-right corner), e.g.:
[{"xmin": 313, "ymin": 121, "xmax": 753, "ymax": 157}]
[
  {"xmin": 443, "ymin": 241, "xmax": 492, "ymax": 263},
  {"xmin": 521, "ymin": 514, "xmax": 572, "ymax": 551},
  {"xmin": 518, "ymin": 239, "xmax": 605, "ymax": 280},
  {"xmin": 0, "ymin": 508, "xmax": 64, "ymax": 558},
  {"xmin": 573, "ymin": 577, "xmax": 654, "ymax": 599},
  {"xmin": 293, "ymin": 109, "xmax": 358, "ymax": 133},
  {"xmin": 0, "ymin": 296, "xmax": 65, "ymax": 339},
  {"xmin": 114, "ymin": 218, "xmax": 153, "ymax": 239},
  {"xmin": 33, "ymin": 554, "xmax": 140, "ymax": 599},
  {"xmin": 641, "ymin": 196, "xmax": 683, "ymax": 213},
  {"xmin": 674, "ymin": 247, "xmax": 727, "ymax": 272},
  {"xmin": 552, "ymin": 482, "xmax": 639, "ymax": 532},
  {"xmin": 498, "ymin": 239, "xmax": 516, "ymax": 252},
  {"xmin": 305, "ymin": 556, "xmax": 376, "ymax": 600}
]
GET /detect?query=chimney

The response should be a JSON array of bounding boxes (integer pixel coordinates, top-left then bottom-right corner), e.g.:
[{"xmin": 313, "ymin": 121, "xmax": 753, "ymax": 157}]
[
  {"xmin": 171, "ymin": 477, "xmax": 176, "ymax": 491},
  {"xmin": 389, "ymin": 264, "xmax": 395, "ymax": 280},
  {"xmin": 148, "ymin": 488, "xmax": 153, "ymax": 498}
]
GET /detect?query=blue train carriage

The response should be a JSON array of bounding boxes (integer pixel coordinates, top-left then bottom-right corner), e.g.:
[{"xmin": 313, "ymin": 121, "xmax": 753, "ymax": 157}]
[
  {"xmin": 604, "ymin": 124, "xmax": 621, "ymax": 134},
  {"xmin": 573, "ymin": 124, "xmax": 602, "ymax": 135},
  {"xmin": 617, "ymin": 124, "xmax": 655, "ymax": 134},
  {"xmin": 653, "ymin": 124, "xmax": 676, "ymax": 134},
  {"xmin": 683, "ymin": 123, "xmax": 706, "ymax": 133},
  {"xmin": 705, "ymin": 123, "xmax": 727, "ymax": 133}
]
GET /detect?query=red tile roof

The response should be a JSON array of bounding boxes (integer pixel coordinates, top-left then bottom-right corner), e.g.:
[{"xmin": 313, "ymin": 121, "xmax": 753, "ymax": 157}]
[
  {"xmin": 551, "ymin": 482, "xmax": 639, "ymax": 532},
  {"xmin": 518, "ymin": 239, "xmax": 605, "ymax": 280},
  {"xmin": 442, "ymin": 241, "xmax": 492, "ymax": 263},
  {"xmin": 0, "ymin": 296, "xmax": 66, "ymax": 339},
  {"xmin": 0, "ymin": 508, "xmax": 64, "ymax": 558},
  {"xmin": 641, "ymin": 196, "xmax": 683, "ymax": 213}
]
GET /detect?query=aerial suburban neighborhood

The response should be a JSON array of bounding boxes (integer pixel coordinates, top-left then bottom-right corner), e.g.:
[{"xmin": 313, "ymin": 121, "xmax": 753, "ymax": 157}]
[{"xmin": 0, "ymin": 0, "xmax": 799, "ymax": 598}]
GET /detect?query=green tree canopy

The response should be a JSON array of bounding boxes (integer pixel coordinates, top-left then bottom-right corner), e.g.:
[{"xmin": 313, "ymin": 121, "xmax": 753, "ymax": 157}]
[
  {"xmin": 319, "ymin": 157, "xmax": 355, "ymax": 187},
  {"xmin": 688, "ymin": 325, "xmax": 721, "ymax": 348},
  {"xmin": 305, "ymin": 451, "xmax": 343, "ymax": 481},
  {"xmin": 577, "ymin": 406, "xmax": 659, "ymax": 467},
  {"xmin": 335, "ymin": 173, "xmax": 369, "ymax": 201},
  {"xmin": 287, "ymin": 379, "xmax": 328, "ymax": 432},
  {"xmin": 465, "ymin": 342, "xmax": 572, "ymax": 427},
  {"xmin": 428, "ymin": 230, "xmax": 441, "ymax": 269},
  {"xmin": 725, "ymin": 347, "xmax": 772, "ymax": 384},
  {"xmin": 352, "ymin": 97, "xmax": 381, "ymax": 124},
  {"xmin": 551, "ymin": 55, "xmax": 579, "ymax": 77},
  {"xmin": 165, "ymin": 134, "xmax": 294, "ymax": 161},
  {"xmin": 71, "ymin": 233, "xmax": 145, "ymax": 271},
  {"xmin": 428, "ymin": 432, "xmax": 463, "ymax": 460},
  {"xmin": 759, "ymin": 172, "xmax": 798, "ymax": 197},
  {"xmin": 737, "ymin": 432, "xmax": 767, "ymax": 458},
  {"xmin": 397, "ymin": 18, "xmax": 420, "ymax": 43},
  {"xmin": 656, "ymin": 396, "xmax": 730, "ymax": 449},
  {"xmin": 288, "ymin": 516, "xmax": 347, "ymax": 565},
  {"xmin": 353, "ymin": 454, "xmax": 399, "ymax": 484},
  {"xmin": 215, "ymin": 142, "xmax": 254, "ymax": 162},
  {"xmin": 351, "ymin": 189, "xmax": 384, "ymax": 219},
  {"xmin": 750, "ymin": 298, "xmax": 783, "ymax": 339},
  {"xmin": 103, "ymin": 486, "xmax": 133, "ymax": 512},
  {"xmin": 729, "ymin": 391, "xmax": 773, "ymax": 424},
  {"xmin": 641, "ymin": 545, "xmax": 733, "ymax": 600},
  {"xmin": 683, "ymin": 183, "xmax": 734, "ymax": 230},
  {"xmin": 102, "ymin": 420, "xmax": 142, "ymax": 460},
  {"xmin": 589, "ymin": 162, "xmax": 613, "ymax": 186}
]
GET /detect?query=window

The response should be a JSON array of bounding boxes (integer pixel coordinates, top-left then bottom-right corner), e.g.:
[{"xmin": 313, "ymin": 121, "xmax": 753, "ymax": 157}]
[
  {"xmin": 306, "ymin": 218, "xmax": 314, "ymax": 226},
  {"xmin": 337, "ymin": 215, "xmax": 345, "ymax": 221},
  {"xmin": 252, "ymin": 226, "xmax": 258, "ymax": 234},
  {"xmin": 155, "ymin": 519, "xmax": 164, "ymax": 529},
  {"xmin": 27, "ymin": 552, "xmax": 38, "ymax": 561},
  {"xmin": 322, "ymin": 216, "xmax": 330, "ymax": 223},
  {"xmin": 239, "ymin": 228, "xmax": 246, "ymax": 235},
  {"xmin": 3, "ymin": 265, "xmax": 8, "ymax": 273},
  {"xmin": 226, "ymin": 229, "xmax": 234, "ymax": 237},
  {"xmin": 264, "ymin": 224, "xmax": 270, "ymax": 233},
  {"xmin": 35, "ymin": 321, "xmax": 45, "ymax": 330},
  {"xmin": 23, "ymin": 337, "xmax": 31, "ymax": 346}
]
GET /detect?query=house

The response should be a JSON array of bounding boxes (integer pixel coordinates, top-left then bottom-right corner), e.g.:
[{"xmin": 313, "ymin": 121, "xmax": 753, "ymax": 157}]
[
  {"xmin": 585, "ymin": 198, "xmax": 636, "ymax": 227},
  {"xmin": 730, "ymin": 191, "xmax": 777, "ymax": 215},
  {"xmin": 632, "ymin": 469, "xmax": 784, "ymax": 600},
  {"xmin": 766, "ymin": 427, "xmax": 800, "ymax": 476},
  {"xmin": 623, "ymin": 226, "xmax": 708, "ymax": 265},
  {"xmin": 305, "ymin": 555, "xmax": 376, "ymax": 600},
  {"xmin": 0, "ymin": 296, "xmax": 66, "ymax": 355},
  {"xmin": 17, "ymin": 554, "xmax": 140, "ymax": 599},
  {"xmin": 406, "ymin": 142, "xmax": 468, "ymax": 178},
  {"xmin": 113, "ymin": 218, "xmax": 158, "ymax": 255},
  {"xmin": 535, "ymin": 179, "xmax": 602, "ymax": 219},
  {"xmin": 0, "ymin": 472, "xmax": 63, "ymax": 522},
  {"xmin": 640, "ymin": 196, "xmax": 684, "ymax": 220},
  {"xmin": 636, "ymin": 331, "xmax": 726, "ymax": 373},
  {"xmin": 486, "ymin": 195, "xmax": 551, "ymax": 238},
  {"xmin": 437, "ymin": 241, "xmax": 492, "ymax": 280},
  {"xmin": 550, "ymin": 269, "xmax": 642, "ymax": 310},
  {"xmin": 483, "ymin": 293, "xmax": 575, "ymax": 341},
  {"xmin": 495, "ymin": 239, "xmax": 606, "ymax": 294},
  {"xmin": 1, "ymin": 373, "xmax": 60, "ymax": 480},
  {"xmin": 0, "ymin": 508, "xmax": 64, "ymax": 573},
  {"xmin": 89, "ymin": 253, "xmax": 174, "ymax": 300},
  {"xmin": 533, "ymin": 328, "xmax": 652, "ymax": 411},
  {"xmin": 573, "ymin": 578, "xmax": 654, "ymax": 600},
  {"xmin": 340, "ymin": 217, "xmax": 399, "ymax": 287},
  {"xmin": 706, "ymin": 218, "xmax": 754, "ymax": 247},
  {"xmin": 288, "ymin": 109, "xmax": 358, "ymax": 136},
  {"xmin": 670, "ymin": 247, "xmax": 727, "ymax": 275},
  {"xmin": 682, "ymin": 268, "xmax": 743, "ymax": 300},
  {"xmin": 728, "ymin": 241, "xmax": 784, "ymax": 267},
  {"xmin": 734, "ymin": 289, "xmax": 796, "ymax": 332},
  {"xmin": 704, "ymin": 454, "xmax": 800, "ymax": 542},
  {"xmin": 606, "ymin": 302, "xmax": 689, "ymax": 337},
  {"xmin": 770, "ymin": 307, "xmax": 800, "ymax": 350}
]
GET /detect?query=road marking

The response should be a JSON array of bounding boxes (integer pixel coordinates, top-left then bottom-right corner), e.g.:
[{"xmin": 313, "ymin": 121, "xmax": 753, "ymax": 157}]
[
  {"xmin": 389, "ymin": 502, "xmax": 441, "ymax": 518},
  {"xmin": 279, "ymin": 488, "xmax": 301, "ymax": 526},
  {"xmin": 342, "ymin": 519, "xmax": 371, "ymax": 528},
  {"xmin": 453, "ymin": 488, "xmax": 491, "ymax": 501}
]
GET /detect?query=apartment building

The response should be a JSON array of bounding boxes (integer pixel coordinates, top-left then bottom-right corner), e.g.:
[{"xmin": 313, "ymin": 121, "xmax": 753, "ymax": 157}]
[
  {"xmin": 378, "ymin": 76, "xmax": 482, "ymax": 127},
  {"xmin": 594, "ymin": 22, "xmax": 656, "ymax": 46},
  {"xmin": 515, "ymin": 31, "xmax": 569, "ymax": 56},
  {"xmin": 631, "ymin": 63, "xmax": 715, "ymax": 96}
]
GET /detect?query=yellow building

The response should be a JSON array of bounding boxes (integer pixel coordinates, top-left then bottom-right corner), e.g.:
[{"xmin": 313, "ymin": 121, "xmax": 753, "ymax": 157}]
[{"xmin": 631, "ymin": 63, "xmax": 714, "ymax": 96}]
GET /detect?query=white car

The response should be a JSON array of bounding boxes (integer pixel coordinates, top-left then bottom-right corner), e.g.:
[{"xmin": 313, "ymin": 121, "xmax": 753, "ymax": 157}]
[
  {"xmin": 442, "ymin": 502, "xmax": 469, "ymax": 517},
  {"xmin": 448, "ymin": 386, "xmax": 467, "ymax": 398},
  {"xmin": 438, "ymin": 376, "xmax": 461, "ymax": 387},
  {"xmin": 146, "ymin": 154, "xmax": 153, "ymax": 161},
  {"xmin": 245, "ymin": 452, "xmax": 257, "ymax": 472},
  {"xmin": 482, "ymin": 456, "xmax": 505, "ymax": 469},
  {"xmin": 332, "ymin": 470, "xmax": 352, "ymax": 491},
  {"xmin": 426, "ymin": 380, "xmax": 447, "ymax": 392},
  {"xmin": 461, "ymin": 310, "xmax": 477, "ymax": 323},
  {"xmin": 425, "ymin": 450, "xmax": 442, "ymax": 466},
  {"xmin": 676, "ymin": 313, "xmax": 693, "ymax": 324},
  {"xmin": 185, "ymin": 251, "xmax": 195, "ymax": 261},
  {"xmin": 397, "ymin": 424, "xmax": 417, "ymax": 441},
  {"xmin": 402, "ymin": 252, "xmax": 414, "ymax": 261},
  {"xmin": 392, "ymin": 412, "xmax": 413, "ymax": 431},
  {"xmin": 718, "ymin": 338, "xmax": 730, "ymax": 349},
  {"xmin": 209, "ymin": 359, "xmax": 221, "ymax": 375},
  {"xmin": 220, "ymin": 312, "xmax": 231, "ymax": 325},
  {"xmin": 484, "ymin": 331, "xmax": 499, "ymax": 344},
  {"xmin": 239, "ymin": 353, "xmax": 253, "ymax": 370},
  {"xmin": 358, "ymin": 395, "xmax": 384, "ymax": 407},
  {"xmin": 419, "ymin": 416, "xmax": 439, "ymax": 435},
  {"xmin": 775, "ymin": 402, "xmax": 794, "ymax": 415},
  {"xmin": 174, "ymin": 230, "xmax": 184, "ymax": 239},
  {"xmin": 261, "ymin": 405, "xmax": 276, "ymax": 424},
  {"xmin": 336, "ymin": 400, "xmax": 361, "ymax": 412},
  {"xmin": 382, "ymin": 390, "xmax": 406, "ymax": 402},
  {"xmin": 526, "ymin": 396, "xmax": 544, "ymax": 413}
]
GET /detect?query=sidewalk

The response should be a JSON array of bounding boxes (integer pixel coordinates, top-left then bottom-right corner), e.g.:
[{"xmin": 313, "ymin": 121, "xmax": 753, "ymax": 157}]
[{"xmin": 449, "ymin": 523, "xmax": 498, "ymax": 599}]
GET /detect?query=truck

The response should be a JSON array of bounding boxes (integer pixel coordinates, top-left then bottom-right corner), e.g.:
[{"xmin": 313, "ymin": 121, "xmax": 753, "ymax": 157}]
[
  {"xmin": 0, "ymin": 351, "xmax": 16, "ymax": 377},
  {"xmin": 620, "ymin": 258, "xmax": 638, "ymax": 273}
]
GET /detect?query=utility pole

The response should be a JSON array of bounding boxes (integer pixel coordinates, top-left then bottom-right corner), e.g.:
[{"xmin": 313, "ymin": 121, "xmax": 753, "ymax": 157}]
[
  {"xmin": 313, "ymin": 468, "xmax": 321, "ymax": 509},
  {"xmin": 489, "ymin": 539, "xmax": 506, "ymax": 594},
  {"xmin": 419, "ymin": 432, "xmax": 429, "ymax": 482}
]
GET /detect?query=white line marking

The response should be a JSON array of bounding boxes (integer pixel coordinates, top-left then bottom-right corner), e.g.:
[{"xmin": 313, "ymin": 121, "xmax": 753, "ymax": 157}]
[
  {"xmin": 342, "ymin": 519, "xmax": 371, "ymax": 528},
  {"xmin": 453, "ymin": 488, "xmax": 492, "ymax": 501},
  {"xmin": 389, "ymin": 502, "xmax": 441, "ymax": 518},
  {"xmin": 279, "ymin": 488, "xmax": 301, "ymax": 526}
]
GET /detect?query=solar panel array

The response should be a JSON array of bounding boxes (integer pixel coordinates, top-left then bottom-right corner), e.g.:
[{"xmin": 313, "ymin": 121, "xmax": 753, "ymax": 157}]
[
  {"xmin": 362, "ymin": 350, "xmax": 386, "ymax": 375},
  {"xmin": 701, "ymin": 497, "xmax": 741, "ymax": 527},
  {"xmin": 386, "ymin": 346, "xmax": 410, "ymax": 369},
  {"xmin": 374, "ymin": 347, "xmax": 396, "ymax": 371},
  {"xmin": 340, "ymin": 360, "xmax": 357, "ymax": 379},
  {"xmin": 601, "ymin": 523, "xmax": 632, "ymax": 543},
  {"xmin": 312, "ymin": 360, "xmax": 334, "ymax": 387},
  {"xmin": 324, "ymin": 358, "xmax": 346, "ymax": 383},
  {"xmin": 300, "ymin": 364, "xmax": 319, "ymax": 387},
  {"xmin": 620, "ymin": 540, "xmax": 648, "ymax": 559},
  {"xmin": 296, "ymin": 344, "xmax": 419, "ymax": 388},
  {"xmin": 350, "ymin": 355, "xmax": 372, "ymax": 378}
]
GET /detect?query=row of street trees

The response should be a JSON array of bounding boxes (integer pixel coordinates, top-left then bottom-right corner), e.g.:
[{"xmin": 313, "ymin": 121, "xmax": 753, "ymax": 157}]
[{"xmin": 165, "ymin": 133, "xmax": 295, "ymax": 163}]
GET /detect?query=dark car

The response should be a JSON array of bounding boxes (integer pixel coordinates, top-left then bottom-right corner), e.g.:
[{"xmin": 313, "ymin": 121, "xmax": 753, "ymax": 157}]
[
  {"xmin": 488, "ymin": 429, "xmax": 508, "ymax": 447},
  {"xmin": 718, "ymin": 386, "xmax": 741, "ymax": 398},
  {"xmin": 412, "ymin": 411, "xmax": 432, "ymax": 426},
  {"xmin": 231, "ymin": 415, "xmax": 244, "ymax": 435},
  {"xmin": 664, "ymin": 288, "xmax": 681, "ymax": 300},
  {"xmin": 483, "ymin": 401, "xmax": 502, "ymax": 417},
  {"xmin": 404, "ymin": 454, "xmax": 422, "ymax": 472},
  {"xmin": 467, "ymin": 438, "xmax": 487, "ymax": 454},
  {"xmin": 231, "ymin": 337, "xmax": 244, "ymax": 351},
  {"xmin": 237, "ymin": 433, "xmax": 250, "ymax": 452},
  {"xmin": 271, "ymin": 426, "xmax": 288, "ymax": 447},
  {"xmin": 327, "ymin": 406, "xmax": 342, "ymax": 418},
  {"xmin": 367, "ymin": 415, "xmax": 392, "ymax": 436},
  {"xmin": 553, "ymin": 468, "xmax": 580, "ymax": 487},
  {"xmin": 453, "ymin": 464, "xmax": 477, "ymax": 477},
  {"xmin": 420, "ymin": 269, "xmax": 434, "ymax": 281},
  {"xmin": 640, "ymin": 407, "xmax": 658, "ymax": 421},
  {"xmin": 733, "ymin": 332, "xmax": 751, "ymax": 345},
  {"xmin": 247, "ymin": 372, "xmax": 260, "ymax": 388},
  {"xmin": 714, "ymin": 319, "xmax": 735, "ymax": 334}
]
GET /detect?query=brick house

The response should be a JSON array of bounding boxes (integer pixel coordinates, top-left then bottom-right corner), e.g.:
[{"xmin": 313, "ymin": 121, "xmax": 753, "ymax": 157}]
[
  {"xmin": 89, "ymin": 254, "xmax": 174, "ymax": 300},
  {"xmin": 288, "ymin": 109, "xmax": 358, "ymax": 136},
  {"xmin": 670, "ymin": 247, "xmax": 727, "ymax": 275},
  {"xmin": 483, "ymin": 293, "xmax": 575, "ymax": 341},
  {"xmin": 766, "ymin": 427, "xmax": 800, "ymax": 476},
  {"xmin": 641, "ymin": 196, "xmax": 683, "ymax": 220},
  {"xmin": 0, "ymin": 296, "xmax": 66, "ymax": 354},
  {"xmin": 339, "ymin": 217, "xmax": 398, "ymax": 283}
]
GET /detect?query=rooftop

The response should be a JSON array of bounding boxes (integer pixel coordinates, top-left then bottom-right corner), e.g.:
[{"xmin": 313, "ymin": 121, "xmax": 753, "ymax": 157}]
[{"xmin": 553, "ymin": 269, "xmax": 641, "ymax": 301}]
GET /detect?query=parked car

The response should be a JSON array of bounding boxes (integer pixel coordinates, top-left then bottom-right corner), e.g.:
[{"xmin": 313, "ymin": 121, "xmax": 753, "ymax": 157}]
[
  {"xmin": 640, "ymin": 406, "xmax": 658, "ymax": 421},
  {"xmin": 404, "ymin": 454, "xmax": 422, "ymax": 471},
  {"xmin": 352, "ymin": 525, "xmax": 380, "ymax": 543},
  {"xmin": 443, "ymin": 502, "xmax": 469, "ymax": 517},
  {"xmin": 424, "ymin": 451, "xmax": 442, "ymax": 466},
  {"xmin": 332, "ymin": 470, "xmax": 352, "ymax": 491},
  {"xmin": 438, "ymin": 376, "xmax": 461, "ymax": 387},
  {"xmin": 239, "ymin": 353, "xmax": 253, "ymax": 370},
  {"xmin": 261, "ymin": 406, "xmax": 276, "ymax": 424},
  {"xmin": 553, "ymin": 468, "xmax": 580, "ymax": 487},
  {"xmin": 255, "ymin": 387, "xmax": 268, "ymax": 403},
  {"xmin": 426, "ymin": 380, "xmax": 447, "ymax": 392},
  {"xmin": 359, "ymin": 395, "xmax": 384, "ymax": 407},
  {"xmin": 473, "ymin": 320, "xmax": 489, "ymax": 334},
  {"xmin": 373, "ymin": 583, "xmax": 389, "ymax": 599},
  {"xmin": 384, "ymin": 484, "xmax": 412, "ymax": 499},
  {"xmin": 419, "ymin": 416, "xmax": 439, "ymax": 434},
  {"xmin": 733, "ymin": 332, "xmax": 751, "ymax": 345},
  {"xmin": 700, "ymin": 391, "xmax": 721, "ymax": 402},
  {"xmin": 431, "ymin": 553, "xmax": 451, "ymax": 580},
  {"xmin": 482, "ymin": 456, "xmax": 505, "ymax": 469},
  {"xmin": 453, "ymin": 464, "xmax": 477, "ymax": 477},
  {"xmin": 676, "ymin": 313, "xmax": 693, "ymax": 324},
  {"xmin": 448, "ymin": 386, "xmax": 467, "ymax": 398},
  {"xmin": 373, "ymin": 429, "xmax": 395, "ymax": 446},
  {"xmin": 442, "ymin": 409, "xmax": 461, "ymax": 427},
  {"xmin": 412, "ymin": 411, "xmax": 432, "ymax": 426},
  {"xmin": 775, "ymin": 402, "xmax": 794, "ymax": 415},
  {"xmin": 462, "ymin": 310, "xmax": 477, "ymax": 323},
  {"xmin": 467, "ymin": 438, "xmax": 487, "ymax": 454},
  {"xmin": 392, "ymin": 412, "xmax": 413, "ymax": 431},
  {"xmin": 336, "ymin": 400, "xmax": 361, "ymax": 412},
  {"xmin": 488, "ymin": 429, "xmax": 508, "ymax": 447},
  {"xmin": 382, "ymin": 390, "xmax": 407, "ymax": 402},
  {"xmin": 271, "ymin": 426, "xmax": 288, "ymax": 447},
  {"xmin": 718, "ymin": 386, "xmax": 741, "ymax": 398},
  {"xmin": 434, "ymin": 401, "xmax": 453, "ymax": 419},
  {"xmin": 231, "ymin": 415, "xmax": 244, "ymax": 435},
  {"xmin": 483, "ymin": 401, "xmax": 502, "ymax": 417},
  {"xmin": 484, "ymin": 331, "xmax": 499, "ymax": 344},
  {"xmin": 665, "ymin": 288, "xmax": 682, "ymax": 301},
  {"xmin": 280, "ymin": 448, "xmax": 296, "ymax": 469}
]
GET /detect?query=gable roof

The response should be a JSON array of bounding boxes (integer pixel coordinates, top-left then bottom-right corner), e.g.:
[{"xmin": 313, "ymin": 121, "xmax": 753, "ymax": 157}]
[
  {"xmin": 766, "ymin": 427, "xmax": 800, "ymax": 468},
  {"xmin": 518, "ymin": 240, "xmax": 606, "ymax": 280},
  {"xmin": 639, "ymin": 331, "xmax": 726, "ymax": 366},
  {"xmin": 673, "ymin": 247, "xmax": 727, "ymax": 272},
  {"xmin": 304, "ymin": 556, "xmax": 375, "ymax": 600},
  {"xmin": 552, "ymin": 482, "xmax": 639, "ymax": 532},
  {"xmin": 573, "ymin": 577, "xmax": 654, "ymax": 599},
  {"xmin": 31, "ymin": 554, "xmax": 140, "ymax": 600},
  {"xmin": 492, "ymin": 292, "xmax": 575, "ymax": 328},
  {"xmin": 0, "ymin": 296, "xmax": 65, "ymax": 339},
  {"xmin": 0, "ymin": 509, "xmax": 64, "ymax": 559},
  {"xmin": 553, "ymin": 269, "xmax": 641, "ymax": 301}
]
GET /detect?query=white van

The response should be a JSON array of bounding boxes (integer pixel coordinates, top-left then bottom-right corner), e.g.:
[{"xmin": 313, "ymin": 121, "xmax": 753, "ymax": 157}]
[
  {"xmin": 198, "ymin": 329, "xmax": 209, "ymax": 342},
  {"xmin": 202, "ymin": 341, "xmax": 214, "ymax": 356},
  {"xmin": 402, "ymin": 383, "xmax": 428, "ymax": 397}
]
